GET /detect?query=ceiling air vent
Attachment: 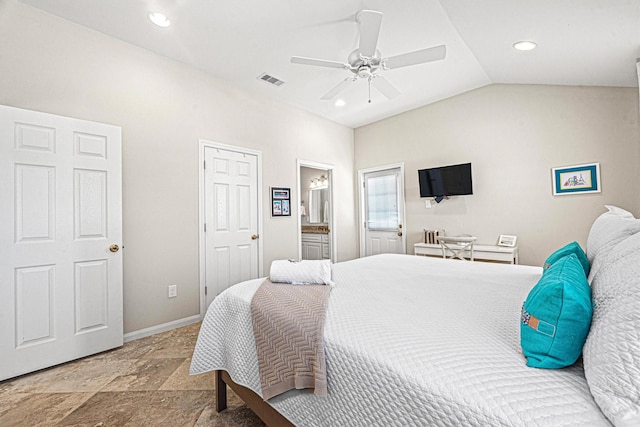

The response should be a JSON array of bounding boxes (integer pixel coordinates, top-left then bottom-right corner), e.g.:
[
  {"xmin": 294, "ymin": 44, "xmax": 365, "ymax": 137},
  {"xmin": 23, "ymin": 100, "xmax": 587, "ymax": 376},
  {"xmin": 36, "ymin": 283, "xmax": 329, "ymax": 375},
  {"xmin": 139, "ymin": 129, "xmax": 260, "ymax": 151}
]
[{"xmin": 257, "ymin": 73, "xmax": 285, "ymax": 87}]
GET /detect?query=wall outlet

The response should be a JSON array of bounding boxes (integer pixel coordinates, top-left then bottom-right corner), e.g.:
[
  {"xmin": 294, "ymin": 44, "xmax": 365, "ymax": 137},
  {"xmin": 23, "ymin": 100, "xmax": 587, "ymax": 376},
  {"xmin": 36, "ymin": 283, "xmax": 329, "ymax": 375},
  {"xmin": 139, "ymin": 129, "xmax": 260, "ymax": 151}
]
[
  {"xmin": 425, "ymin": 200, "xmax": 432, "ymax": 209},
  {"xmin": 168, "ymin": 285, "xmax": 177, "ymax": 298}
]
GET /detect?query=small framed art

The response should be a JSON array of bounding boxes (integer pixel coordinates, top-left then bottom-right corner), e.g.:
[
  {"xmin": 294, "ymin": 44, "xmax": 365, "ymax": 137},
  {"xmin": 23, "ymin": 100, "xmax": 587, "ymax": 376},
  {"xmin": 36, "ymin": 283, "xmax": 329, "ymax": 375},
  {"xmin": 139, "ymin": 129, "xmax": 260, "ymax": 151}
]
[
  {"xmin": 551, "ymin": 163, "xmax": 600, "ymax": 196},
  {"xmin": 271, "ymin": 187, "xmax": 291, "ymax": 217},
  {"xmin": 498, "ymin": 235, "xmax": 517, "ymax": 247}
]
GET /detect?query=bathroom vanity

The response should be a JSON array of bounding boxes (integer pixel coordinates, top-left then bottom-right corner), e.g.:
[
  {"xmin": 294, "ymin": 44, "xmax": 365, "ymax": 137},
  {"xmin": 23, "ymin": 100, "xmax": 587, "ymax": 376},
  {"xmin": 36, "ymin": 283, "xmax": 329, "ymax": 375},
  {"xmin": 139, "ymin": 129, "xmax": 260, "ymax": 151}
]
[{"xmin": 301, "ymin": 227, "xmax": 330, "ymax": 260}]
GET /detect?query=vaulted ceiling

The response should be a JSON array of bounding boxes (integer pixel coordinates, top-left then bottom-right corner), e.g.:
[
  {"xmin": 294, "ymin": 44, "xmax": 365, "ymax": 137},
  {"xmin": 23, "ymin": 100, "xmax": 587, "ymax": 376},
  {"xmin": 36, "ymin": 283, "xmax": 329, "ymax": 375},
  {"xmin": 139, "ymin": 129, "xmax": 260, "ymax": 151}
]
[{"xmin": 19, "ymin": 0, "xmax": 640, "ymax": 128}]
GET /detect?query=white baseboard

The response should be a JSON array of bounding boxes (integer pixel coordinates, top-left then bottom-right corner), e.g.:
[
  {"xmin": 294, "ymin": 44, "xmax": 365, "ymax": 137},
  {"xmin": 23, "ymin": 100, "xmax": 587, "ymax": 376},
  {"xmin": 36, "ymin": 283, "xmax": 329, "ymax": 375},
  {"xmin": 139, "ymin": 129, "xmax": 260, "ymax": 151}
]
[{"xmin": 123, "ymin": 314, "xmax": 201, "ymax": 343}]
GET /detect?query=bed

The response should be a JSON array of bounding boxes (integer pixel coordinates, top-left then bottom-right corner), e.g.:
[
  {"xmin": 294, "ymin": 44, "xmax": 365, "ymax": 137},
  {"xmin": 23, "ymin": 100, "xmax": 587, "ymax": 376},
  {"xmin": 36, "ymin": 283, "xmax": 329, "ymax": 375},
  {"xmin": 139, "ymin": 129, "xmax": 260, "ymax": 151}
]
[{"xmin": 191, "ymin": 206, "xmax": 640, "ymax": 426}]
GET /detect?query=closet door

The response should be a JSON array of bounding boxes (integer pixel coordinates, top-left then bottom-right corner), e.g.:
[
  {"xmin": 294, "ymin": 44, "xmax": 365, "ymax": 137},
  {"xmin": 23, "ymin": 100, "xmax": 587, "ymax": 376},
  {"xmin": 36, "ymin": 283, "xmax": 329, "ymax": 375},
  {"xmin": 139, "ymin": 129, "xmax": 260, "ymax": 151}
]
[
  {"xmin": 0, "ymin": 105, "xmax": 123, "ymax": 380},
  {"xmin": 204, "ymin": 145, "xmax": 260, "ymax": 306}
]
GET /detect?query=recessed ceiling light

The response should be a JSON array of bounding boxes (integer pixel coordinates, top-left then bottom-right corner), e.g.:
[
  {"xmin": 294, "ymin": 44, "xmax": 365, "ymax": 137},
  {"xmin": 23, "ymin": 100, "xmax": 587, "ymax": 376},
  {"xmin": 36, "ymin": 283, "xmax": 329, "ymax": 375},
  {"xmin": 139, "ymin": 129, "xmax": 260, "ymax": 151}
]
[
  {"xmin": 513, "ymin": 41, "xmax": 537, "ymax": 51},
  {"xmin": 148, "ymin": 12, "xmax": 171, "ymax": 28},
  {"xmin": 335, "ymin": 99, "xmax": 346, "ymax": 107}
]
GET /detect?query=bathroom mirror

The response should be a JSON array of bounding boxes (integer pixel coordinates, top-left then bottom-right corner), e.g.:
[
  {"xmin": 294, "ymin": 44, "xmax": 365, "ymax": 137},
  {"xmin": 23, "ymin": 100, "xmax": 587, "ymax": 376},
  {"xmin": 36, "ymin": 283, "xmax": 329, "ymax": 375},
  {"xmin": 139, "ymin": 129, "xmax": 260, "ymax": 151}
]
[
  {"xmin": 308, "ymin": 188, "xmax": 329, "ymax": 224},
  {"xmin": 298, "ymin": 161, "xmax": 335, "ymax": 263}
]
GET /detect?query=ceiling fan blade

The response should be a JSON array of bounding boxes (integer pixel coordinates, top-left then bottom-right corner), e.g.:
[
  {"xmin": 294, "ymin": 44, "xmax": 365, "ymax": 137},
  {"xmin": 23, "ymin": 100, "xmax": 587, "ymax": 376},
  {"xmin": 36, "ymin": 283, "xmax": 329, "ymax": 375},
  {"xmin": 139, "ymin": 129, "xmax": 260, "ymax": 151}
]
[
  {"xmin": 291, "ymin": 56, "xmax": 347, "ymax": 69},
  {"xmin": 321, "ymin": 77, "xmax": 356, "ymax": 100},
  {"xmin": 357, "ymin": 10, "xmax": 383, "ymax": 58},
  {"xmin": 371, "ymin": 75, "xmax": 400, "ymax": 99},
  {"xmin": 383, "ymin": 44, "xmax": 446, "ymax": 70}
]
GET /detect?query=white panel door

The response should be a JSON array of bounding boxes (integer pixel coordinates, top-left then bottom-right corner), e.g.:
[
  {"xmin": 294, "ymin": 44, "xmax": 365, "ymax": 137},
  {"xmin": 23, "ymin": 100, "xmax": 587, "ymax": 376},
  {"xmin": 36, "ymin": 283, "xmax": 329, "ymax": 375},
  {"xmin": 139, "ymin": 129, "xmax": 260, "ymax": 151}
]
[
  {"xmin": 204, "ymin": 146, "xmax": 259, "ymax": 307},
  {"xmin": 0, "ymin": 105, "xmax": 122, "ymax": 381},
  {"xmin": 362, "ymin": 167, "xmax": 406, "ymax": 256}
]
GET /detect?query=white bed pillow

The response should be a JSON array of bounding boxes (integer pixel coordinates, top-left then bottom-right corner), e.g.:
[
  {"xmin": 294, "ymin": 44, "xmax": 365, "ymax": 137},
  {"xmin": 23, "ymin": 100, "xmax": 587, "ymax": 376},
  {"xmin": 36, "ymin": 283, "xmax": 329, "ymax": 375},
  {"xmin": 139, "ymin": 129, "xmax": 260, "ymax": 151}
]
[
  {"xmin": 603, "ymin": 205, "xmax": 635, "ymax": 218},
  {"xmin": 586, "ymin": 206, "xmax": 640, "ymax": 275},
  {"xmin": 583, "ymin": 231, "xmax": 640, "ymax": 426}
]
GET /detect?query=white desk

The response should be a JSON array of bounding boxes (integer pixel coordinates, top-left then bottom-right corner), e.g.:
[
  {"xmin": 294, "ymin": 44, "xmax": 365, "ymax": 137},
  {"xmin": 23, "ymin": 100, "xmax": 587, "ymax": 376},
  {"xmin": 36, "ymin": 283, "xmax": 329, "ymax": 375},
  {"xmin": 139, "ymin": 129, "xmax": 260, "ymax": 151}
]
[{"xmin": 414, "ymin": 242, "xmax": 519, "ymax": 264}]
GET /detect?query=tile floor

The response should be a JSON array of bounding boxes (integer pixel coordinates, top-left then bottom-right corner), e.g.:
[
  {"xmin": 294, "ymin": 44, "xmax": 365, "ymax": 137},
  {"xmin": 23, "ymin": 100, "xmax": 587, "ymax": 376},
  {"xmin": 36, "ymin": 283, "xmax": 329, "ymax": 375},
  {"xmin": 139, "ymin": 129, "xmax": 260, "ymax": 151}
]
[{"xmin": 0, "ymin": 322, "xmax": 265, "ymax": 426}]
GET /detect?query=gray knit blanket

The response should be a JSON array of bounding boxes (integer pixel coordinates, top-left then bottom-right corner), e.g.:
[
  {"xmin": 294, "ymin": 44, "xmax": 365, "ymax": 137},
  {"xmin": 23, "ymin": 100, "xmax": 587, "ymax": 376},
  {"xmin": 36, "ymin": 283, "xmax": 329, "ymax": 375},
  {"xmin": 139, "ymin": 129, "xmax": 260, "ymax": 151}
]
[{"xmin": 250, "ymin": 279, "xmax": 331, "ymax": 400}]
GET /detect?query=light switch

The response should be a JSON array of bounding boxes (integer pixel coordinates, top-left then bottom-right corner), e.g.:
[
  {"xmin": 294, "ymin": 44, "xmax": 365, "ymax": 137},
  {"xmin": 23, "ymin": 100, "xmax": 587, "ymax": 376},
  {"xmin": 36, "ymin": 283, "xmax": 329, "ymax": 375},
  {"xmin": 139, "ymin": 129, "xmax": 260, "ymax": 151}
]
[
  {"xmin": 425, "ymin": 200, "xmax": 432, "ymax": 209},
  {"xmin": 168, "ymin": 285, "xmax": 177, "ymax": 298}
]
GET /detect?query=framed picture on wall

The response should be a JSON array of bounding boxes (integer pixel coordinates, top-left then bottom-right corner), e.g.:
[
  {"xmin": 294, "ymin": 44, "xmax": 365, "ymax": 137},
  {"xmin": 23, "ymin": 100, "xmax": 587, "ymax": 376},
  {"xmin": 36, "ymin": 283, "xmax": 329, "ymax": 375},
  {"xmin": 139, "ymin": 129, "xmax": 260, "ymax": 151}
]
[
  {"xmin": 272, "ymin": 200, "xmax": 282, "ymax": 215},
  {"xmin": 271, "ymin": 187, "xmax": 291, "ymax": 216},
  {"xmin": 498, "ymin": 235, "xmax": 517, "ymax": 247},
  {"xmin": 551, "ymin": 163, "xmax": 601, "ymax": 196},
  {"xmin": 272, "ymin": 188, "xmax": 290, "ymax": 199}
]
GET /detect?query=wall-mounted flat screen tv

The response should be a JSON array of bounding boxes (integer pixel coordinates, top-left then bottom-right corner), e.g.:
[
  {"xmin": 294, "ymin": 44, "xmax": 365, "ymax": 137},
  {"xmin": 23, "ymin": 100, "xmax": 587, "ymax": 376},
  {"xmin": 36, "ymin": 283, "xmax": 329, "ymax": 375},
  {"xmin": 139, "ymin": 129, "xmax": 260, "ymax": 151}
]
[{"xmin": 418, "ymin": 162, "xmax": 473, "ymax": 202}]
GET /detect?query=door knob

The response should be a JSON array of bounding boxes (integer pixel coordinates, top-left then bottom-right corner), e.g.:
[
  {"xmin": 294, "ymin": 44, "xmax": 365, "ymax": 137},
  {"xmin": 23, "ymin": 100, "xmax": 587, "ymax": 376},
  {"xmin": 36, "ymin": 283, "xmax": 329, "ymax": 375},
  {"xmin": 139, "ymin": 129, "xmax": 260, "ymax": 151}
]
[
  {"xmin": 251, "ymin": 234, "xmax": 259, "ymax": 240},
  {"xmin": 397, "ymin": 232, "xmax": 403, "ymax": 237},
  {"xmin": 109, "ymin": 244, "xmax": 120, "ymax": 253}
]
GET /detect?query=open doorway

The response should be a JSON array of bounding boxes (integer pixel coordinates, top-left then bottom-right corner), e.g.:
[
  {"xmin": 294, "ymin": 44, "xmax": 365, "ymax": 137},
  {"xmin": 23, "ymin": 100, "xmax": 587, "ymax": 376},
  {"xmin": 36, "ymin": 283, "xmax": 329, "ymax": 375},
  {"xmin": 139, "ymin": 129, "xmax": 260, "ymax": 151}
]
[{"xmin": 297, "ymin": 160, "xmax": 335, "ymax": 262}]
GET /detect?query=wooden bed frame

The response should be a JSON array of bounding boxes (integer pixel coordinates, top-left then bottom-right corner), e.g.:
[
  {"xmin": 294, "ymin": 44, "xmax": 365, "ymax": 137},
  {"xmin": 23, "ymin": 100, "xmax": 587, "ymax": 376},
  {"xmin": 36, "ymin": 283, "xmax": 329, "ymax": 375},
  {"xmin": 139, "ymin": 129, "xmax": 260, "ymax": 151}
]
[{"xmin": 216, "ymin": 370, "xmax": 295, "ymax": 427}]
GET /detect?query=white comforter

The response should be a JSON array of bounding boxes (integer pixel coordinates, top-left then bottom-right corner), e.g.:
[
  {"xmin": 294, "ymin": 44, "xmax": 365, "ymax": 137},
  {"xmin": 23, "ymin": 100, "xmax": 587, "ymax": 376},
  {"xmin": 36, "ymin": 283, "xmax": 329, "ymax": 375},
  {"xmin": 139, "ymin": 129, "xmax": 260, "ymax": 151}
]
[{"xmin": 191, "ymin": 254, "xmax": 609, "ymax": 426}]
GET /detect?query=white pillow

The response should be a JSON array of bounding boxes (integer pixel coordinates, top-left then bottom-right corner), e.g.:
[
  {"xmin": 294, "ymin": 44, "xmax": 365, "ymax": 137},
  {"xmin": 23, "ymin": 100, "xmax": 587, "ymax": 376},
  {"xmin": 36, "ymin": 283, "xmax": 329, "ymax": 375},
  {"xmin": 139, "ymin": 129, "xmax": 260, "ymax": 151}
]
[
  {"xmin": 604, "ymin": 205, "xmax": 635, "ymax": 218},
  {"xmin": 584, "ymin": 231, "xmax": 640, "ymax": 425},
  {"xmin": 586, "ymin": 206, "xmax": 640, "ymax": 265}
]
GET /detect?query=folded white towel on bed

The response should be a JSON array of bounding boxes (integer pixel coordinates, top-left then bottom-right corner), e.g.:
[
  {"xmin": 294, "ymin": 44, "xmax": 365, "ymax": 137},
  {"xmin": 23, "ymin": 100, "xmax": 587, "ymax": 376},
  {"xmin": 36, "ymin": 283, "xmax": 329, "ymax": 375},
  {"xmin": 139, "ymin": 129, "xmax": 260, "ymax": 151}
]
[{"xmin": 269, "ymin": 259, "xmax": 333, "ymax": 286}]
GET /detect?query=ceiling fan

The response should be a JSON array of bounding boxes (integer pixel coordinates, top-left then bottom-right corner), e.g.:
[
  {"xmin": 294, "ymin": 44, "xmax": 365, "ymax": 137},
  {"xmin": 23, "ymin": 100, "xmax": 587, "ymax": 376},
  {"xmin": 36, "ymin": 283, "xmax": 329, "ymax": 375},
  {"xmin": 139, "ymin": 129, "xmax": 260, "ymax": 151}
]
[{"xmin": 291, "ymin": 10, "xmax": 446, "ymax": 103}]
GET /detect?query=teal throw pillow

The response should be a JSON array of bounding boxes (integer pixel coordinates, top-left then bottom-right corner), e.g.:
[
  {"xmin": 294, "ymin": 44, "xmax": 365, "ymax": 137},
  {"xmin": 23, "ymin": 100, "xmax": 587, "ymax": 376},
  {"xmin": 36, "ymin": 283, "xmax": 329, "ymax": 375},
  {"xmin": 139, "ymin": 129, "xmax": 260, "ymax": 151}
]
[
  {"xmin": 521, "ymin": 253, "xmax": 593, "ymax": 369},
  {"xmin": 543, "ymin": 241, "xmax": 590, "ymax": 277}
]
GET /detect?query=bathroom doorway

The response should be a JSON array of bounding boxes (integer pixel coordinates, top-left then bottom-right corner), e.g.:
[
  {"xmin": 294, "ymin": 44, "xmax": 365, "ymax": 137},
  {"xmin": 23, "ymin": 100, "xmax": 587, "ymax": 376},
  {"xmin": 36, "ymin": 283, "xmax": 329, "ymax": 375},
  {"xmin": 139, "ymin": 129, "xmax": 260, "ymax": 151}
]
[{"xmin": 297, "ymin": 160, "xmax": 335, "ymax": 262}]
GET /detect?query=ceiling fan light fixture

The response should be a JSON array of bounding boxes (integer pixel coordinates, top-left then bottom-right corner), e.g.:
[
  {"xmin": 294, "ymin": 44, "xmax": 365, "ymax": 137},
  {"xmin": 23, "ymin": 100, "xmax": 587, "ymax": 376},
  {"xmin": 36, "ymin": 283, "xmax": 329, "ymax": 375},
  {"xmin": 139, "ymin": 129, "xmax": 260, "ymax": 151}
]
[
  {"xmin": 357, "ymin": 66, "xmax": 372, "ymax": 79},
  {"xmin": 290, "ymin": 10, "xmax": 446, "ymax": 102},
  {"xmin": 513, "ymin": 40, "xmax": 537, "ymax": 51},
  {"xmin": 148, "ymin": 12, "xmax": 171, "ymax": 28}
]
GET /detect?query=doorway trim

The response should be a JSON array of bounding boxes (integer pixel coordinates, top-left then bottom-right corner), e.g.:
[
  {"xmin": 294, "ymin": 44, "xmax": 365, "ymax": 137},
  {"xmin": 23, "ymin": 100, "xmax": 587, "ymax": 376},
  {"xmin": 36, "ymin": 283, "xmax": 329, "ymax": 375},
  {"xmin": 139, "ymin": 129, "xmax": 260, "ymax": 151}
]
[
  {"xmin": 297, "ymin": 159, "xmax": 336, "ymax": 262},
  {"xmin": 358, "ymin": 162, "xmax": 407, "ymax": 257},
  {"xmin": 198, "ymin": 139, "xmax": 263, "ymax": 318}
]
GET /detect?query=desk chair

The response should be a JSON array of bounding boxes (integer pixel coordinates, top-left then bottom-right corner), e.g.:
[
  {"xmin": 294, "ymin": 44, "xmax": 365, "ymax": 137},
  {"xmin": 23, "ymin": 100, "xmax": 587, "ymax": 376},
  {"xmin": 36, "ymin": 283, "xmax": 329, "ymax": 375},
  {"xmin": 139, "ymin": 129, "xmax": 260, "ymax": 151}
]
[{"xmin": 437, "ymin": 235, "xmax": 477, "ymax": 261}]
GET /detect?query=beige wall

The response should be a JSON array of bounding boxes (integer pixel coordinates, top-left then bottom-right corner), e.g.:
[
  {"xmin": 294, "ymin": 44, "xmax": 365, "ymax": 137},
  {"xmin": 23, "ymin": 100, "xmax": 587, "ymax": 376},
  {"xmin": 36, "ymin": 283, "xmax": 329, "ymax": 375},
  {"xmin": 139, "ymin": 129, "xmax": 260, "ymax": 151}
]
[
  {"xmin": 0, "ymin": 1, "xmax": 357, "ymax": 333},
  {"xmin": 355, "ymin": 84, "xmax": 640, "ymax": 266}
]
